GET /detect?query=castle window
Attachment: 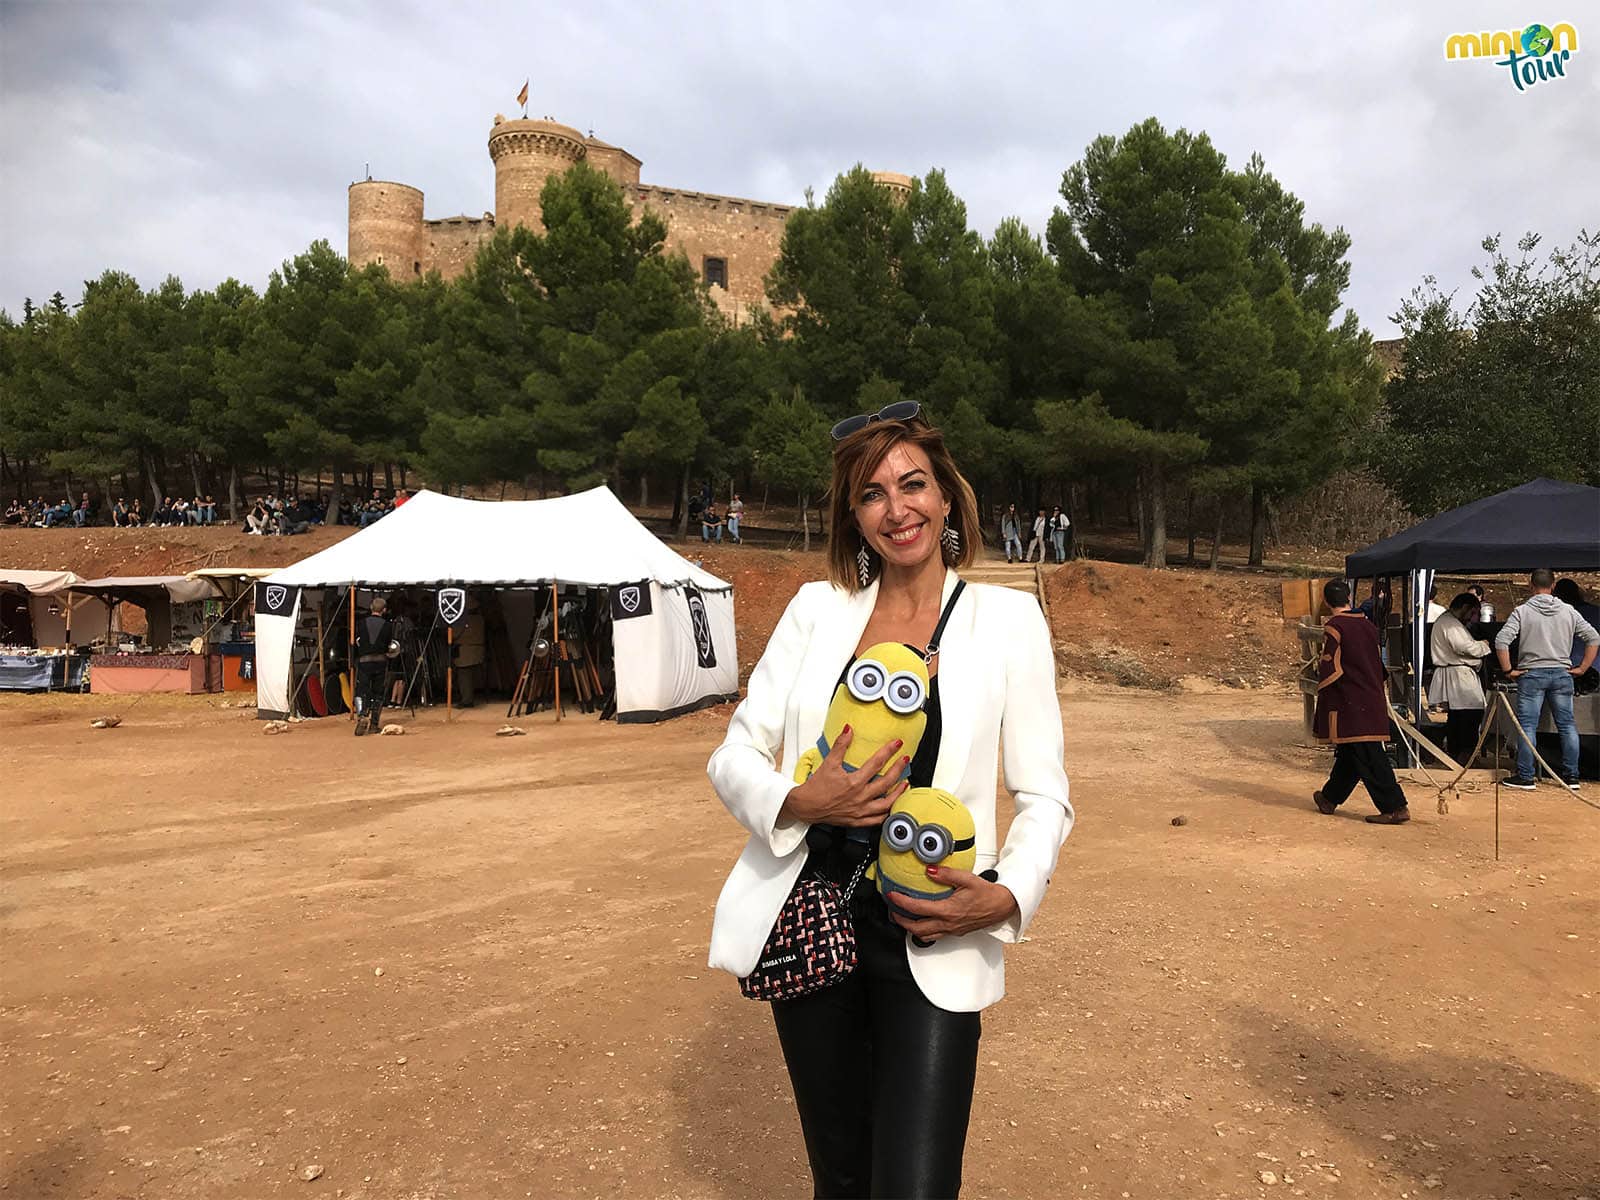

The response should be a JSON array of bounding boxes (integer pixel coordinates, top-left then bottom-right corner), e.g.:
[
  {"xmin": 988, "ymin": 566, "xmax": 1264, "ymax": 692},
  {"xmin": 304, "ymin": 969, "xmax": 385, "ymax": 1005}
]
[{"xmin": 703, "ymin": 257, "xmax": 728, "ymax": 290}]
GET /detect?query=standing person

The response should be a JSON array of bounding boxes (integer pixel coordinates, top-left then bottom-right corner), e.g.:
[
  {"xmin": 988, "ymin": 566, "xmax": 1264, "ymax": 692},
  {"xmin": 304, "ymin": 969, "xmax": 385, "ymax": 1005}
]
[
  {"xmin": 701, "ymin": 502, "xmax": 723, "ymax": 544},
  {"xmin": 1494, "ymin": 569, "xmax": 1599, "ymax": 790},
  {"xmin": 1311, "ymin": 579, "xmax": 1411, "ymax": 824},
  {"xmin": 1553, "ymin": 579, "xmax": 1600, "ymax": 685},
  {"xmin": 1428, "ymin": 592, "xmax": 1492, "ymax": 765},
  {"xmin": 1000, "ymin": 503, "xmax": 1023, "ymax": 563},
  {"xmin": 351, "ymin": 597, "xmax": 397, "ymax": 736},
  {"xmin": 707, "ymin": 403, "xmax": 1072, "ymax": 1198},
  {"xmin": 1025, "ymin": 507, "xmax": 1047, "ymax": 563},
  {"xmin": 726, "ymin": 493, "xmax": 745, "ymax": 544},
  {"xmin": 1049, "ymin": 505, "xmax": 1070, "ymax": 563}
]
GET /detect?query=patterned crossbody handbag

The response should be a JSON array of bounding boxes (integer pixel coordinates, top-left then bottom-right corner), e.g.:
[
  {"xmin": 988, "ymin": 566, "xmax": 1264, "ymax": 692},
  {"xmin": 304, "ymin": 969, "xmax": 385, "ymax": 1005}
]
[{"xmin": 739, "ymin": 855, "xmax": 872, "ymax": 1002}]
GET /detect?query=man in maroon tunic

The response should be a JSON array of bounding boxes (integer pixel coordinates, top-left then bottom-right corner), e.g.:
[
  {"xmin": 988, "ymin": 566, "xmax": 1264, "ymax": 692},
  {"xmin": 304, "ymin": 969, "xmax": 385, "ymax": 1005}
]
[{"xmin": 1312, "ymin": 579, "xmax": 1410, "ymax": 824}]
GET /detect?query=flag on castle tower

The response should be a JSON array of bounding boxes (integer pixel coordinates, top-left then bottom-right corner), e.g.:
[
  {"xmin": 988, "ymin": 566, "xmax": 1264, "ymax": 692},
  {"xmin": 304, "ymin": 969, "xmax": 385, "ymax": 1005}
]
[{"xmin": 516, "ymin": 80, "xmax": 529, "ymax": 108}]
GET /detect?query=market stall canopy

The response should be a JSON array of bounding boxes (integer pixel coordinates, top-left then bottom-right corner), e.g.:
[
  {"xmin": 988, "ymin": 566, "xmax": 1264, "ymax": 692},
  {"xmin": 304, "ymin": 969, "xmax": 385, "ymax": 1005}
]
[
  {"xmin": 0, "ymin": 569, "xmax": 83, "ymax": 595},
  {"xmin": 68, "ymin": 575, "xmax": 223, "ymax": 604},
  {"xmin": 261, "ymin": 486, "xmax": 731, "ymax": 591},
  {"xmin": 186, "ymin": 567, "xmax": 278, "ymax": 582},
  {"xmin": 1346, "ymin": 478, "xmax": 1600, "ymax": 576}
]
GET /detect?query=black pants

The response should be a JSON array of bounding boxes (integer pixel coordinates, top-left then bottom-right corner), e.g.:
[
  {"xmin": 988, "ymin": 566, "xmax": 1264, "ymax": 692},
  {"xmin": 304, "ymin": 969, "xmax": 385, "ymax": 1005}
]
[
  {"xmin": 1322, "ymin": 741, "xmax": 1408, "ymax": 813},
  {"xmin": 1444, "ymin": 708, "xmax": 1483, "ymax": 765},
  {"xmin": 355, "ymin": 662, "xmax": 387, "ymax": 727},
  {"xmin": 770, "ymin": 843, "xmax": 981, "ymax": 1199}
]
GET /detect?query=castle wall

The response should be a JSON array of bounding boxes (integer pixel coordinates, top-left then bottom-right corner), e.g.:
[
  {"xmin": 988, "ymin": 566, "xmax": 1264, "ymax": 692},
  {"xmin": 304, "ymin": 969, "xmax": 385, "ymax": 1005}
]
[
  {"xmin": 422, "ymin": 216, "xmax": 495, "ymax": 279},
  {"xmin": 631, "ymin": 186, "xmax": 792, "ymax": 310}
]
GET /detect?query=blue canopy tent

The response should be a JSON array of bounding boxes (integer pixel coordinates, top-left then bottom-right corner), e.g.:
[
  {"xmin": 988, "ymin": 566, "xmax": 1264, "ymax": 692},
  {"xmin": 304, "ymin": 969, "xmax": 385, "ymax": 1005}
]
[{"xmin": 1344, "ymin": 478, "xmax": 1600, "ymax": 763}]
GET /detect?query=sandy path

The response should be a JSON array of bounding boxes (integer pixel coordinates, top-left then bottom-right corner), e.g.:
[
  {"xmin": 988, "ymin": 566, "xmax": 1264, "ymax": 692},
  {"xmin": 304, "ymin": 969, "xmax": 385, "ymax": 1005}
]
[{"xmin": 1, "ymin": 689, "xmax": 1595, "ymax": 1199}]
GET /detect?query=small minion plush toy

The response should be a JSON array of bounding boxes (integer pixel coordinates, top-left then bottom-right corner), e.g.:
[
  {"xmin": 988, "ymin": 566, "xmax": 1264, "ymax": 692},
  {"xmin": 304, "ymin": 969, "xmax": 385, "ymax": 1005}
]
[
  {"xmin": 869, "ymin": 787, "xmax": 978, "ymax": 903},
  {"xmin": 794, "ymin": 642, "xmax": 930, "ymax": 786}
]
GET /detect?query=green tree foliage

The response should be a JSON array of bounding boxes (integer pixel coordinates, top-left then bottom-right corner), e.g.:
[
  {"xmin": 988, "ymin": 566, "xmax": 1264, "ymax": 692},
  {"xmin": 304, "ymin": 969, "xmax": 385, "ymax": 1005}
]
[
  {"xmin": 747, "ymin": 387, "xmax": 832, "ymax": 550},
  {"xmin": 1374, "ymin": 231, "xmax": 1600, "ymax": 514}
]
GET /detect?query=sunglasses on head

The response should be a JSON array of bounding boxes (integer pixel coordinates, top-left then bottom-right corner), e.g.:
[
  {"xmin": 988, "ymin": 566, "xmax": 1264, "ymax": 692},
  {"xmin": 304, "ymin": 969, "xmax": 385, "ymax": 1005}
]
[{"xmin": 829, "ymin": 400, "xmax": 922, "ymax": 441}]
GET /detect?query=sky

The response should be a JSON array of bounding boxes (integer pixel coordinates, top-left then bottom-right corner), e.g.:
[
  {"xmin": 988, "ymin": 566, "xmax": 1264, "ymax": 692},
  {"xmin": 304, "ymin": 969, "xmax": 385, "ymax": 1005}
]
[{"xmin": 1, "ymin": 0, "xmax": 1595, "ymax": 336}]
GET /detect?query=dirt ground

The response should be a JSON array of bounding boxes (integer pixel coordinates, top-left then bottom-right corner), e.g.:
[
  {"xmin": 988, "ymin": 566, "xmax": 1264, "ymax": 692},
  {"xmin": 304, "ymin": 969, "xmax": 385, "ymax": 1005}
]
[{"xmin": 2, "ymin": 681, "xmax": 1596, "ymax": 1200}]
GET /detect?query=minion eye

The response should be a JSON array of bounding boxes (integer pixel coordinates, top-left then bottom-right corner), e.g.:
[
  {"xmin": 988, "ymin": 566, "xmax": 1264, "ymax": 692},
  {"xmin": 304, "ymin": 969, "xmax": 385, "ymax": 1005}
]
[
  {"xmin": 884, "ymin": 814, "xmax": 917, "ymax": 852},
  {"xmin": 847, "ymin": 659, "xmax": 887, "ymax": 702},
  {"xmin": 883, "ymin": 671, "xmax": 925, "ymax": 714},
  {"xmin": 914, "ymin": 825, "xmax": 952, "ymax": 864}
]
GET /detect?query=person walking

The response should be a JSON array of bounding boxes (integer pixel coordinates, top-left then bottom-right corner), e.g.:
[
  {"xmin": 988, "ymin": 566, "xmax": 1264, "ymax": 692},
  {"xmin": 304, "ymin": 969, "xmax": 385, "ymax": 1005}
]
[
  {"xmin": 351, "ymin": 597, "xmax": 397, "ymax": 736},
  {"xmin": 1049, "ymin": 505, "xmax": 1070, "ymax": 563},
  {"xmin": 1494, "ymin": 569, "xmax": 1599, "ymax": 790},
  {"xmin": 1024, "ymin": 507, "xmax": 1048, "ymax": 563},
  {"xmin": 727, "ymin": 493, "xmax": 745, "ymax": 544},
  {"xmin": 1311, "ymin": 579, "xmax": 1411, "ymax": 824},
  {"xmin": 707, "ymin": 402, "xmax": 1072, "ymax": 1198},
  {"xmin": 1000, "ymin": 503, "xmax": 1023, "ymax": 563}
]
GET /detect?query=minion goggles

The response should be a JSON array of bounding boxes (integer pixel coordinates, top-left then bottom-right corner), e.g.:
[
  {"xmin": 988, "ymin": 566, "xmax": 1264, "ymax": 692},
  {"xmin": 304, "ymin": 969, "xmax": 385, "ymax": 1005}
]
[{"xmin": 882, "ymin": 811, "xmax": 975, "ymax": 864}]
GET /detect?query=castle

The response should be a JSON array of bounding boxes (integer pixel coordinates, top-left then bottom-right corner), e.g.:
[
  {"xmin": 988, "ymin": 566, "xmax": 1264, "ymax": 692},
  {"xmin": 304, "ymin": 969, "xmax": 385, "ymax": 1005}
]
[{"xmin": 348, "ymin": 114, "xmax": 913, "ymax": 320}]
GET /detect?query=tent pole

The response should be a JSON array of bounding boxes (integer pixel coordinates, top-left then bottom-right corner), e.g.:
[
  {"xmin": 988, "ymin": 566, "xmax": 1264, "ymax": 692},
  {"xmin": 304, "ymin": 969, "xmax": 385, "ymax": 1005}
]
[
  {"xmin": 552, "ymin": 580, "xmax": 561, "ymax": 722},
  {"xmin": 348, "ymin": 585, "xmax": 356, "ymax": 721},
  {"xmin": 447, "ymin": 625, "xmax": 454, "ymax": 722}
]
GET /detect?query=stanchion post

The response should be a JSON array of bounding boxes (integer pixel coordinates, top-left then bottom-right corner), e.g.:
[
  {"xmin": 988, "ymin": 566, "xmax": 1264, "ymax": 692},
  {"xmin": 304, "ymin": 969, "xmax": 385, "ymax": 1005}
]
[
  {"xmin": 446, "ymin": 625, "xmax": 454, "ymax": 722},
  {"xmin": 1494, "ymin": 692, "xmax": 1503, "ymax": 861},
  {"xmin": 552, "ymin": 580, "xmax": 562, "ymax": 722},
  {"xmin": 347, "ymin": 585, "xmax": 356, "ymax": 721}
]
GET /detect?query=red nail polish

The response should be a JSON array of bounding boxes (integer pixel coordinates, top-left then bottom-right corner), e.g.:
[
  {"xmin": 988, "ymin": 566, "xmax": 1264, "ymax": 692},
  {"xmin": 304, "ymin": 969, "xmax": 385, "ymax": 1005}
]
[
  {"xmin": 842, "ymin": 724, "xmax": 851, "ymax": 735},
  {"xmin": 926, "ymin": 865, "xmax": 941, "ymax": 877}
]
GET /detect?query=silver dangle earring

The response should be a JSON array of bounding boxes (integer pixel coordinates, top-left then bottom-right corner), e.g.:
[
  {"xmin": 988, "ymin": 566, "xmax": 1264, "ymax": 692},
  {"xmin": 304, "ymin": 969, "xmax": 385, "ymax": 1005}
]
[
  {"xmin": 941, "ymin": 517, "xmax": 960, "ymax": 563},
  {"xmin": 857, "ymin": 540, "xmax": 873, "ymax": 587}
]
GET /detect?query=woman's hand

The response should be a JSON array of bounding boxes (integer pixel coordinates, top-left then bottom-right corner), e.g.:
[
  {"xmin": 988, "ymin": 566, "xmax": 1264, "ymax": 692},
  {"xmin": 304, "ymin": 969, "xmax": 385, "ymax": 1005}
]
[
  {"xmin": 885, "ymin": 866, "xmax": 1019, "ymax": 941},
  {"xmin": 780, "ymin": 724, "xmax": 910, "ymax": 827}
]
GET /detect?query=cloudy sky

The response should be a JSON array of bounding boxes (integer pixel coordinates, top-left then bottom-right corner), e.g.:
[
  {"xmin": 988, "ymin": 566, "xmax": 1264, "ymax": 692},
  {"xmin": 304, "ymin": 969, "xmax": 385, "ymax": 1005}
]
[{"xmin": 2, "ymin": 1, "xmax": 1594, "ymax": 335}]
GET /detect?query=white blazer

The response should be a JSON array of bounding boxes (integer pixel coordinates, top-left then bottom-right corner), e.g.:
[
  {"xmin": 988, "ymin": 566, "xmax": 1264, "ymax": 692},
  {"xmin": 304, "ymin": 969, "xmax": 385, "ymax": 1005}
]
[{"xmin": 706, "ymin": 569, "xmax": 1073, "ymax": 1012}]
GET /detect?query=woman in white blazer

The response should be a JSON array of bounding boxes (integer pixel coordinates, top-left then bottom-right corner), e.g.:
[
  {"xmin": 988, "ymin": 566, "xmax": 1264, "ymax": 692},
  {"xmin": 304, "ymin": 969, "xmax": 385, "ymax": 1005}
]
[{"xmin": 707, "ymin": 404, "xmax": 1073, "ymax": 1198}]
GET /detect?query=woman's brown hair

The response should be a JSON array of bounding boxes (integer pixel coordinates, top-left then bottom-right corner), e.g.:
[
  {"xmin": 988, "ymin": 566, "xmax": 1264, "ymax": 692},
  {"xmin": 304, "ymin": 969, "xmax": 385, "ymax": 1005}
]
[{"xmin": 824, "ymin": 418, "xmax": 982, "ymax": 592}]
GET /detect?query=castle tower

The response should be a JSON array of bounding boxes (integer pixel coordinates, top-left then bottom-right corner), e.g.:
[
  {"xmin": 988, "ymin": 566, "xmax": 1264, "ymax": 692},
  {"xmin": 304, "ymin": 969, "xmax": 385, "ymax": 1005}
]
[
  {"xmin": 487, "ymin": 117, "xmax": 588, "ymax": 234},
  {"xmin": 348, "ymin": 180, "xmax": 425, "ymax": 277},
  {"xmin": 870, "ymin": 171, "xmax": 913, "ymax": 203}
]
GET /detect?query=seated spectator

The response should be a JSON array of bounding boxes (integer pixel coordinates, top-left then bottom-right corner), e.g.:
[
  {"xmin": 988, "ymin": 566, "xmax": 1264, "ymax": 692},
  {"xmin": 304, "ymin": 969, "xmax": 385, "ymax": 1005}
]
[
  {"xmin": 701, "ymin": 502, "xmax": 724, "ymax": 544},
  {"xmin": 393, "ymin": 488, "xmax": 409, "ymax": 508},
  {"xmin": 127, "ymin": 498, "xmax": 144, "ymax": 527},
  {"xmin": 245, "ymin": 499, "xmax": 269, "ymax": 535},
  {"xmin": 43, "ymin": 498, "xmax": 73, "ymax": 527},
  {"xmin": 172, "ymin": 497, "xmax": 190, "ymax": 525},
  {"xmin": 152, "ymin": 496, "xmax": 175, "ymax": 526},
  {"xmin": 202, "ymin": 494, "xmax": 217, "ymax": 524},
  {"xmin": 3, "ymin": 499, "xmax": 25, "ymax": 526},
  {"xmin": 72, "ymin": 494, "xmax": 92, "ymax": 527},
  {"xmin": 111, "ymin": 498, "xmax": 130, "ymax": 527}
]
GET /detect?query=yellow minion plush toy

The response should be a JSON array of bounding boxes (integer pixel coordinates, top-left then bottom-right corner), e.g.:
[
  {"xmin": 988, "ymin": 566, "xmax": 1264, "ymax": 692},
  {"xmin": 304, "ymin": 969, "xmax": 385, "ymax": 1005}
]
[
  {"xmin": 869, "ymin": 787, "xmax": 978, "ymax": 903},
  {"xmin": 794, "ymin": 642, "xmax": 930, "ymax": 787}
]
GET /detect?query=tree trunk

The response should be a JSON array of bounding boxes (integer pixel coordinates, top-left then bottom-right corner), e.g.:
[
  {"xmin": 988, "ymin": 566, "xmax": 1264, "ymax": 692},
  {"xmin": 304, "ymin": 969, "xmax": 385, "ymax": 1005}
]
[
  {"xmin": 1210, "ymin": 500, "xmax": 1224, "ymax": 571},
  {"xmin": 800, "ymin": 490, "xmax": 810, "ymax": 553},
  {"xmin": 189, "ymin": 455, "xmax": 204, "ymax": 499},
  {"xmin": 142, "ymin": 450, "xmax": 164, "ymax": 508},
  {"xmin": 327, "ymin": 470, "xmax": 344, "ymax": 528},
  {"xmin": 1134, "ymin": 474, "xmax": 1148, "ymax": 559},
  {"xmin": 638, "ymin": 474, "xmax": 648, "ymax": 509},
  {"xmin": 228, "ymin": 464, "xmax": 240, "ymax": 522},
  {"xmin": 384, "ymin": 463, "xmax": 394, "ymax": 492},
  {"xmin": 676, "ymin": 464, "xmax": 692, "ymax": 540},
  {"xmin": 1185, "ymin": 488, "xmax": 1196, "ymax": 564},
  {"xmin": 1248, "ymin": 484, "xmax": 1267, "ymax": 567},
  {"xmin": 1145, "ymin": 462, "xmax": 1167, "ymax": 568},
  {"xmin": 761, "ymin": 483, "xmax": 769, "ymax": 514}
]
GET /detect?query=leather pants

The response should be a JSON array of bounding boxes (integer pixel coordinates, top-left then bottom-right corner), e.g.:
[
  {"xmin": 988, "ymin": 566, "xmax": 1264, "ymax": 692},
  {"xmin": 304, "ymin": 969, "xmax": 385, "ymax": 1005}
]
[{"xmin": 771, "ymin": 838, "xmax": 981, "ymax": 1199}]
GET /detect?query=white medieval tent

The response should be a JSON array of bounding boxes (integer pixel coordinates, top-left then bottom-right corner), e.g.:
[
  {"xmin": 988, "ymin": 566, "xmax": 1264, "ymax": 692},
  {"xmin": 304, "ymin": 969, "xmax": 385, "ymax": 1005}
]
[{"xmin": 254, "ymin": 487, "xmax": 738, "ymax": 723}]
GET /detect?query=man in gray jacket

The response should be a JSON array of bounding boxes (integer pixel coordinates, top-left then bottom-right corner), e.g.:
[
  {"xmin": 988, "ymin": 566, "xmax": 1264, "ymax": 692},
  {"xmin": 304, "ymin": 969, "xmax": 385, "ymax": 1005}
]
[{"xmin": 1494, "ymin": 568, "xmax": 1599, "ymax": 789}]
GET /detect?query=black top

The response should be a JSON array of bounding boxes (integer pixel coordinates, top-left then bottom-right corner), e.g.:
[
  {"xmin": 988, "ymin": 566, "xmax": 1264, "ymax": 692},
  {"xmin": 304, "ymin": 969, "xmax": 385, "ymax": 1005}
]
[{"xmin": 907, "ymin": 674, "xmax": 942, "ymax": 787}]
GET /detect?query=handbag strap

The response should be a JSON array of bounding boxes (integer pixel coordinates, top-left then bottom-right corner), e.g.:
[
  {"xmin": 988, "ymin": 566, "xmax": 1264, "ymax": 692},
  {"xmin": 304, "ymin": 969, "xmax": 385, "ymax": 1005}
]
[
  {"xmin": 838, "ymin": 854, "xmax": 873, "ymax": 905},
  {"xmin": 922, "ymin": 579, "xmax": 967, "ymax": 666}
]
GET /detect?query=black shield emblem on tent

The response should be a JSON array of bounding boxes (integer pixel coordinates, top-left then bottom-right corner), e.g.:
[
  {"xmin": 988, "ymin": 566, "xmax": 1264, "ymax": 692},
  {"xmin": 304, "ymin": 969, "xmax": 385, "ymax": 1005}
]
[
  {"xmin": 610, "ymin": 580, "xmax": 652, "ymax": 621},
  {"xmin": 438, "ymin": 587, "xmax": 467, "ymax": 627},
  {"xmin": 684, "ymin": 585, "xmax": 716, "ymax": 668},
  {"xmin": 255, "ymin": 582, "xmax": 298, "ymax": 618}
]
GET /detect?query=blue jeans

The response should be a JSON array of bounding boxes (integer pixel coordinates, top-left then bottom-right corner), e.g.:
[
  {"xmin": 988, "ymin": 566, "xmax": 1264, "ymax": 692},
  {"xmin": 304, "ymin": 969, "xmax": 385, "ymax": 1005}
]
[
  {"xmin": 702, "ymin": 523, "xmax": 722, "ymax": 543},
  {"xmin": 1052, "ymin": 529, "xmax": 1067, "ymax": 562},
  {"xmin": 1514, "ymin": 667, "xmax": 1578, "ymax": 779},
  {"xmin": 727, "ymin": 515, "xmax": 740, "ymax": 542},
  {"xmin": 1004, "ymin": 536, "xmax": 1022, "ymax": 560}
]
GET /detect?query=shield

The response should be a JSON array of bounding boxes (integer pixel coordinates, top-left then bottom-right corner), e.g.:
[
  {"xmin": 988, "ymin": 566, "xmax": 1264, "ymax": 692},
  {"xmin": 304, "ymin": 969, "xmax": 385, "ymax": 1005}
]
[
  {"xmin": 438, "ymin": 587, "xmax": 467, "ymax": 627},
  {"xmin": 265, "ymin": 585, "xmax": 287, "ymax": 611},
  {"xmin": 619, "ymin": 586, "xmax": 641, "ymax": 614},
  {"xmin": 685, "ymin": 586, "xmax": 717, "ymax": 669}
]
